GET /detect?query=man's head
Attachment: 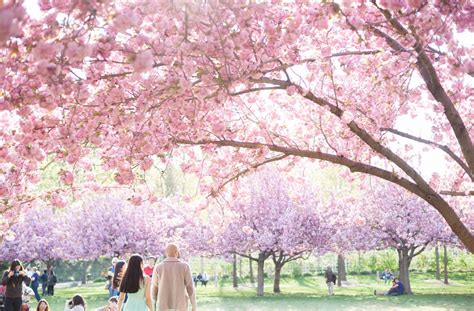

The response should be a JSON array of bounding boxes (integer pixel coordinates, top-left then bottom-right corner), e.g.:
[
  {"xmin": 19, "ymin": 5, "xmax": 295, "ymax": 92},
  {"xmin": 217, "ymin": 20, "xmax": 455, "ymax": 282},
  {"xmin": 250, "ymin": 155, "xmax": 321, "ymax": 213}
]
[
  {"xmin": 165, "ymin": 243, "xmax": 180, "ymax": 258},
  {"xmin": 32, "ymin": 267, "xmax": 37, "ymax": 272}
]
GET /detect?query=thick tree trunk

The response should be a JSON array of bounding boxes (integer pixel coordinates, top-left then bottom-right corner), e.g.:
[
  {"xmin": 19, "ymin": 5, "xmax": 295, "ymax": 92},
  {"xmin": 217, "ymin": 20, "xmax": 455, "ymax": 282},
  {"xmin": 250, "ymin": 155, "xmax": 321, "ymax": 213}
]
[
  {"xmin": 443, "ymin": 245, "xmax": 449, "ymax": 285},
  {"xmin": 397, "ymin": 248, "xmax": 412, "ymax": 294},
  {"xmin": 249, "ymin": 255, "xmax": 255, "ymax": 286},
  {"xmin": 337, "ymin": 254, "xmax": 347, "ymax": 285},
  {"xmin": 45, "ymin": 260, "xmax": 53, "ymax": 273},
  {"xmin": 232, "ymin": 253, "xmax": 238, "ymax": 289},
  {"xmin": 256, "ymin": 254, "xmax": 265, "ymax": 296},
  {"xmin": 273, "ymin": 263, "xmax": 283, "ymax": 293},
  {"xmin": 435, "ymin": 246, "xmax": 440, "ymax": 280}
]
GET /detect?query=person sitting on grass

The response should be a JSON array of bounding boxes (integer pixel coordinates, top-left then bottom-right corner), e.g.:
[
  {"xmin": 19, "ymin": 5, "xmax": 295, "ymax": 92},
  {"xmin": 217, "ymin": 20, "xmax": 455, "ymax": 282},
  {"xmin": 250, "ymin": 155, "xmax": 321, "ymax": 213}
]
[
  {"xmin": 95, "ymin": 296, "xmax": 118, "ymax": 311},
  {"xmin": 64, "ymin": 295, "xmax": 86, "ymax": 311},
  {"xmin": 374, "ymin": 278, "xmax": 404, "ymax": 296}
]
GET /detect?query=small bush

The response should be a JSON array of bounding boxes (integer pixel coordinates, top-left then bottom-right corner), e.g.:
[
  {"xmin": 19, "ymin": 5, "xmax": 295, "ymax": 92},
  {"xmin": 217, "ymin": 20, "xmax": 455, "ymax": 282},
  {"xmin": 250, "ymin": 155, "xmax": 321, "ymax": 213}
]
[{"xmin": 292, "ymin": 265, "xmax": 302, "ymax": 278}]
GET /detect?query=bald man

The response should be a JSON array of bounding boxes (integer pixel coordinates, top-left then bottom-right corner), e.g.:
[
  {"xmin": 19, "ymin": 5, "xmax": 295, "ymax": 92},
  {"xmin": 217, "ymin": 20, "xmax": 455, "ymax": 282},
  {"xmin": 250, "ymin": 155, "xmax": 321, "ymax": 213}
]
[{"xmin": 151, "ymin": 244, "xmax": 197, "ymax": 311}]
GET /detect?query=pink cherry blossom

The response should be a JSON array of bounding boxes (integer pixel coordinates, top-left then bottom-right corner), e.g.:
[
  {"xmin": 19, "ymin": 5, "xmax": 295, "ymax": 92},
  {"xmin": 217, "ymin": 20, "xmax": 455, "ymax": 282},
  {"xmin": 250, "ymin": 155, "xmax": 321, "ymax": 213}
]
[
  {"xmin": 132, "ymin": 50, "xmax": 154, "ymax": 73},
  {"xmin": 0, "ymin": 0, "xmax": 472, "ymax": 252}
]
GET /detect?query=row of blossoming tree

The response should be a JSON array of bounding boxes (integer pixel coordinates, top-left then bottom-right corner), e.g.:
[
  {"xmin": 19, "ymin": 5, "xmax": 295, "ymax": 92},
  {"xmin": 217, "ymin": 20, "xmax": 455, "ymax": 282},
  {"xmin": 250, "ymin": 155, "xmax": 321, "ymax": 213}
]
[
  {"xmin": 0, "ymin": 1, "xmax": 473, "ymax": 251},
  {"xmin": 1, "ymin": 169, "xmax": 464, "ymax": 295}
]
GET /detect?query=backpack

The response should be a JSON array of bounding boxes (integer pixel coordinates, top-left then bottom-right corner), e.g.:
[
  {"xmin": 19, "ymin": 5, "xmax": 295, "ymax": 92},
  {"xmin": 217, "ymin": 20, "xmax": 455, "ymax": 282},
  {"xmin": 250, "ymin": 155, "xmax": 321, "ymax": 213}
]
[{"xmin": 331, "ymin": 273, "xmax": 337, "ymax": 284}]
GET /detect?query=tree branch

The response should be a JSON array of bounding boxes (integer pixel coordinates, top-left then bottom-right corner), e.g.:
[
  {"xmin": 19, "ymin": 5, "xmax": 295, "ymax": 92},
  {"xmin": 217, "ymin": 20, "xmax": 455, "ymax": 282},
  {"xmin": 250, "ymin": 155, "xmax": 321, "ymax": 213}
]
[
  {"xmin": 328, "ymin": 50, "xmax": 381, "ymax": 58},
  {"xmin": 409, "ymin": 27, "xmax": 474, "ymax": 172},
  {"xmin": 209, "ymin": 154, "xmax": 290, "ymax": 197},
  {"xmin": 440, "ymin": 190, "xmax": 474, "ymax": 196},
  {"xmin": 229, "ymin": 86, "xmax": 284, "ymax": 96},
  {"xmin": 368, "ymin": 2, "xmax": 474, "ymax": 178},
  {"xmin": 174, "ymin": 138, "xmax": 426, "ymax": 198},
  {"xmin": 381, "ymin": 127, "xmax": 473, "ymax": 181}
]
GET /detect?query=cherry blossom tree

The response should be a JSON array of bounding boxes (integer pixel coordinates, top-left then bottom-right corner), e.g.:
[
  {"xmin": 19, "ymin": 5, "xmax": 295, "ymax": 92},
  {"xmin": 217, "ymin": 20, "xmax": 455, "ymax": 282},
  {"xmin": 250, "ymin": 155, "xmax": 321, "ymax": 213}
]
[
  {"xmin": 356, "ymin": 184, "xmax": 455, "ymax": 294},
  {"xmin": 59, "ymin": 193, "xmax": 201, "ymax": 261},
  {"xmin": 220, "ymin": 170, "xmax": 332, "ymax": 295},
  {"xmin": 0, "ymin": 206, "xmax": 65, "ymax": 271},
  {"xmin": 0, "ymin": 1, "xmax": 472, "ymax": 250}
]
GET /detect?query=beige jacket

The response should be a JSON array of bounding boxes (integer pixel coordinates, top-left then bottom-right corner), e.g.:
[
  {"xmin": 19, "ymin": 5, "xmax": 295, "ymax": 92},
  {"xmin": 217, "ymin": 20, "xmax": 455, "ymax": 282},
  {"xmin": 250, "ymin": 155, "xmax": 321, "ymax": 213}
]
[{"xmin": 151, "ymin": 257, "xmax": 196, "ymax": 311}]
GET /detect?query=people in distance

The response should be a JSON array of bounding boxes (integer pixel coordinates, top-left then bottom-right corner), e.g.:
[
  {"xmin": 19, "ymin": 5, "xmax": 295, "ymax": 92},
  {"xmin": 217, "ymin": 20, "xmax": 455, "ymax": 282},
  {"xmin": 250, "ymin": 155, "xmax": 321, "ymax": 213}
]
[
  {"xmin": 39, "ymin": 271, "xmax": 48, "ymax": 297},
  {"xmin": 143, "ymin": 257, "xmax": 156, "ymax": 278},
  {"xmin": 29, "ymin": 268, "xmax": 41, "ymax": 301},
  {"xmin": 46, "ymin": 271, "xmax": 57, "ymax": 296},
  {"xmin": 106, "ymin": 258, "xmax": 118, "ymax": 298},
  {"xmin": 374, "ymin": 278, "xmax": 405, "ymax": 296},
  {"xmin": 324, "ymin": 266, "xmax": 337, "ymax": 296},
  {"xmin": 111, "ymin": 260, "xmax": 126, "ymax": 298}
]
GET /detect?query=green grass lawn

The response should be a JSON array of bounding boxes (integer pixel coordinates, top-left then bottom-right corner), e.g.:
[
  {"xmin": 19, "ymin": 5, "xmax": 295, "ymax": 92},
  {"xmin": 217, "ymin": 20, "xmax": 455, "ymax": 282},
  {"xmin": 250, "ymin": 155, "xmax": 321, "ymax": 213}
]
[{"xmin": 40, "ymin": 273, "xmax": 474, "ymax": 310}]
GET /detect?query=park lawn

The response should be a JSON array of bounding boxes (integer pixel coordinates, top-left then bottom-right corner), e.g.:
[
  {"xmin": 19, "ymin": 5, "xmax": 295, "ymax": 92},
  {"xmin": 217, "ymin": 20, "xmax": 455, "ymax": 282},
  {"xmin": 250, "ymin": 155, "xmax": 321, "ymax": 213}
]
[{"xmin": 43, "ymin": 273, "xmax": 474, "ymax": 310}]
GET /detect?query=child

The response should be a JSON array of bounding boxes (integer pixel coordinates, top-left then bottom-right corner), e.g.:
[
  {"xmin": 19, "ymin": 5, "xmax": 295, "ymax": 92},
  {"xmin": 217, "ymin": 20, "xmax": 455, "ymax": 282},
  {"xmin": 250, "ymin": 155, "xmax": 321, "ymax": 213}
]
[{"xmin": 95, "ymin": 297, "xmax": 118, "ymax": 311}]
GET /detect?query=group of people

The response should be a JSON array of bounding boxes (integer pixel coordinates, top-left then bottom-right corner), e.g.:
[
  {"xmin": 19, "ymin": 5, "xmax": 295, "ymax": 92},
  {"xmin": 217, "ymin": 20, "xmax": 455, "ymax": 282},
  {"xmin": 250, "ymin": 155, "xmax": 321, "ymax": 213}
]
[
  {"xmin": 380, "ymin": 268, "xmax": 394, "ymax": 284},
  {"xmin": 0, "ymin": 260, "xmax": 56, "ymax": 311},
  {"xmin": 324, "ymin": 266, "xmax": 405, "ymax": 296},
  {"xmin": 2, "ymin": 243, "xmax": 197, "ymax": 311},
  {"xmin": 100, "ymin": 243, "xmax": 196, "ymax": 311},
  {"xmin": 192, "ymin": 273, "xmax": 209, "ymax": 288}
]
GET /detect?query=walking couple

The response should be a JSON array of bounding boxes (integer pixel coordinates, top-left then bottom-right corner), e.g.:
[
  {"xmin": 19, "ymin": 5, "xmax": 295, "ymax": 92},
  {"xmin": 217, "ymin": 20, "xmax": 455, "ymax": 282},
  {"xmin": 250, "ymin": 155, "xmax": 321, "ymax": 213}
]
[{"xmin": 118, "ymin": 244, "xmax": 197, "ymax": 311}]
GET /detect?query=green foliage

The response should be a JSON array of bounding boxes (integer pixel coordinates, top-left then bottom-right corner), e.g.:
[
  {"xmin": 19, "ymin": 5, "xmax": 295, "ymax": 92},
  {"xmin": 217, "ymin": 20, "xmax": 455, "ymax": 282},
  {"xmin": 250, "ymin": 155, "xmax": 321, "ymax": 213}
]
[
  {"xmin": 367, "ymin": 254, "xmax": 378, "ymax": 272},
  {"xmin": 291, "ymin": 264, "xmax": 302, "ymax": 278},
  {"xmin": 376, "ymin": 250, "xmax": 398, "ymax": 271}
]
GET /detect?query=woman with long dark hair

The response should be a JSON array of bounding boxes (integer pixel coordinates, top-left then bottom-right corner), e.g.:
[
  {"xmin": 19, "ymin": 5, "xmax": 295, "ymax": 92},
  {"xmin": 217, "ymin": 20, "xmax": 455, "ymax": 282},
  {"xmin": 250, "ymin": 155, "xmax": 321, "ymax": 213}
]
[
  {"xmin": 111, "ymin": 261, "xmax": 126, "ymax": 298},
  {"xmin": 64, "ymin": 294, "xmax": 86, "ymax": 311},
  {"xmin": 1, "ymin": 259, "xmax": 31, "ymax": 311},
  {"xmin": 117, "ymin": 255, "xmax": 152, "ymax": 311}
]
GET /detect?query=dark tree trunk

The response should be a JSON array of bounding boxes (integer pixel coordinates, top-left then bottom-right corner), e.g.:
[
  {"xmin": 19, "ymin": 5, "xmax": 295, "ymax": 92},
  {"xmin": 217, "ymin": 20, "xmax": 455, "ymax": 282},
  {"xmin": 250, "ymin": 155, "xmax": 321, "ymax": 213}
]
[
  {"xmin": 273, "ymin": 263, "xmax": 283, "ymax": 293},
  {"xmin": 435, "ymin": 246, "xmax": 440, "ymax": 280},
  {"xmin": 397, "ymin": 248, "xmax": 412, "ymax": 294},
  {"xmin": 443, "ymin": 245, "xmax": 449, "ymax": 285},
  {"xmin": 45, "ymin": 260, "xmax": 53, "ymax": 273},
  {"xmin": 81, "ymin": 261, "xmax": 90, "ymax": 285},
  {"xmin": 232, "ymin": 253, "xmax": 238, "ymax": 289},
  {"xmin": 256, "ymin": 253, "xmax": 266, "ymax": 296},
  {"xmin": 357, "ymin": 251, "xmax": 362, "ymax": 275},
  {"xmin": 239, "ymin": 257, "xmax": 243, "ymax": 279},
  {"xmin": 337, "ymin": 254, "xmax": 347, "ymax": 286},
  {"xmin": 249, "ymin": 255, "xmax": 255, "ymax": 286}
]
